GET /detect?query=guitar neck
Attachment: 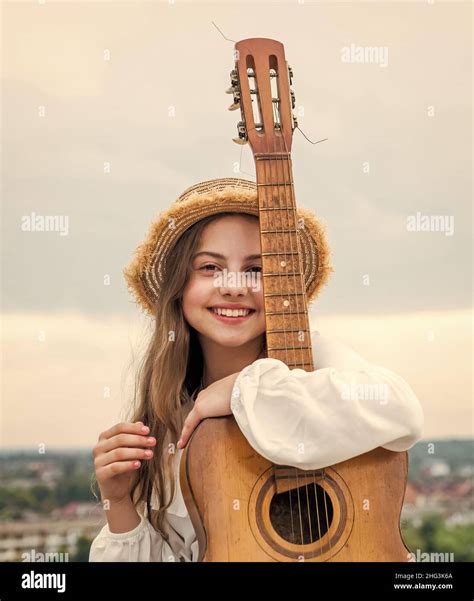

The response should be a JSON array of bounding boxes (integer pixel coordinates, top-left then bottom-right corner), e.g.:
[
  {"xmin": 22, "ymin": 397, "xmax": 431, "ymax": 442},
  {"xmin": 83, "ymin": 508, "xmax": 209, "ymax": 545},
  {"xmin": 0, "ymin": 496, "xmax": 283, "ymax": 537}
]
[{"xmin": 255, "ymin": 152, "xmax": 314, "ymax": 371}]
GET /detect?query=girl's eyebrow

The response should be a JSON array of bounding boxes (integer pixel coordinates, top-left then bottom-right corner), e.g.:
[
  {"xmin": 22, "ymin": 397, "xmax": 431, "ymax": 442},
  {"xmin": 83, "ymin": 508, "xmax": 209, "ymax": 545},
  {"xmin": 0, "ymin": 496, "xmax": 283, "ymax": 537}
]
[{"xmin": 192, "ymin": 251, "xmax": 261, "ymax": 261}]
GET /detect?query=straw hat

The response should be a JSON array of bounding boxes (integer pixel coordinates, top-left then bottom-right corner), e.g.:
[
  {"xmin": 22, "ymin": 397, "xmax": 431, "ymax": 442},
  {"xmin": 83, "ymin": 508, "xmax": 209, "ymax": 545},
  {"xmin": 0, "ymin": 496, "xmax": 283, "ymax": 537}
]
[{"xmin": 124, "ymin": 177, "xmax": 333, "ymax": 315}]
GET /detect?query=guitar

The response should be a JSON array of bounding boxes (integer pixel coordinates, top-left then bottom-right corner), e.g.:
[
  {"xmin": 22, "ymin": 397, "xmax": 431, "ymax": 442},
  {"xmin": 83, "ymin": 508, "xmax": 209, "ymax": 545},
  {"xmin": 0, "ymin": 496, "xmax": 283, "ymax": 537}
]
[{"xmin": 180, "ymin": 38, "xmax": 410, "ymax": 562}]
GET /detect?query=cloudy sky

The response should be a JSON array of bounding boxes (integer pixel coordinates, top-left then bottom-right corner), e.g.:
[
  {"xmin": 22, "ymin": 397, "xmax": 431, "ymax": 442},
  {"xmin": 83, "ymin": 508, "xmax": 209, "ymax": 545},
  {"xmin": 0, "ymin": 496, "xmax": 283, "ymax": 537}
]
[{"xmin": 2, "ymin": 0, "xmax": 471, "ymax": 449}]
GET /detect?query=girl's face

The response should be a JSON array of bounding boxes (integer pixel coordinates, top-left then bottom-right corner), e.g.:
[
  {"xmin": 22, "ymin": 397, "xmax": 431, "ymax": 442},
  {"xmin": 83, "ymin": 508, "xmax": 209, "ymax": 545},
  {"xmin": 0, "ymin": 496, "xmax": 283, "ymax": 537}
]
[{"xmin": 182, "ymin": 215, "xmax": 265, "ymax": 348}]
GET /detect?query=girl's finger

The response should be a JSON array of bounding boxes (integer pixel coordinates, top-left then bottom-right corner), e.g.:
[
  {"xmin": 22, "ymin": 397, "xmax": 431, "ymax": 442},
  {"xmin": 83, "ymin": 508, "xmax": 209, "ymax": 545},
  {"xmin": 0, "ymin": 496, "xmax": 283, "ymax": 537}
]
[
  {"xmin": 178, "ymin": 409, "xmax": 201, "ymax": 449},
  {"xmin": 98, "ymin": 421, "xmax": 149, "ymax": 443},
  {"xmin": 96, "ymin": 460, "xmax": 142, "ymax": 481},
  {"xmin": 94, "ymin": 445, "xmax": 154, "ymax": 469},
  {"xmin": 98, "ymin": 433, "xmax": 156, "ymax": 456}
]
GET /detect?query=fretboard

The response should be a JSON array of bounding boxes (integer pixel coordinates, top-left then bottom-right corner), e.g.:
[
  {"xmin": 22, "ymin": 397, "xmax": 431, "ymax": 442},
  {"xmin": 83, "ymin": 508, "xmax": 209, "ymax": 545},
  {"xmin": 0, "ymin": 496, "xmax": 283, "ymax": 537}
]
[{"xmin": 255, "ymin": 152, "xmax": 314, "ymax": 371}]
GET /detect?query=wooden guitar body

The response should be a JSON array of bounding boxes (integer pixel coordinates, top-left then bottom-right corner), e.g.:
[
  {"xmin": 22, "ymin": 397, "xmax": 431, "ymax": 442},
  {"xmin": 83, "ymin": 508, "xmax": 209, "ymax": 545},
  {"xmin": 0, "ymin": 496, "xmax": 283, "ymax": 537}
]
[{"xmin": 180, "ymin": 417, "xmax": 410, "ymax": 562}]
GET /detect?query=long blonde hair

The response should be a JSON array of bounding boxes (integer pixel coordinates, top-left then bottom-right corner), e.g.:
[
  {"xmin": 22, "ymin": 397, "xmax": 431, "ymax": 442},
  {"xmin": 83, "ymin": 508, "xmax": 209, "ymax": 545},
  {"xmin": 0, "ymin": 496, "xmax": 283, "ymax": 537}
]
[{"xmin": 123, "ymin": 211, "xmax": 258, "ymax": 539}]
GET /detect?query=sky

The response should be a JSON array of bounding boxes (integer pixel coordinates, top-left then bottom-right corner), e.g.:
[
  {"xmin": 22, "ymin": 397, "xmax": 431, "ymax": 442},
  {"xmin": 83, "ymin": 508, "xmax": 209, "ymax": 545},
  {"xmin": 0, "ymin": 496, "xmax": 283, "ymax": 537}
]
[{"xmin": 1, "ymin": 0, "xmax": 472, "ymax": 448}]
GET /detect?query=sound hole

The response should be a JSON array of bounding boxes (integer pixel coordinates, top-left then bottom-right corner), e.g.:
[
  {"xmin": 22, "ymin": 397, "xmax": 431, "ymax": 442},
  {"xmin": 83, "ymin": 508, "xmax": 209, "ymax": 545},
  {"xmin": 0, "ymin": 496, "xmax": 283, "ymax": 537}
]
[{"xmin": 269, "ymin": 483, "xmax": 334, "ymax": 545}]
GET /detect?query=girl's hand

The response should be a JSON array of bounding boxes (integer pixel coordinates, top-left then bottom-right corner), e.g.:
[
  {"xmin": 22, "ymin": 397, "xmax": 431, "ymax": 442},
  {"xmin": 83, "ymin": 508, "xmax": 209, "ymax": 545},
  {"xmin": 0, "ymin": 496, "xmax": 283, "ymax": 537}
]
[
  {"xmin": 177, "ymin": 372, "xmax": 240, "ymax": 449},
  {"xmin": 92, "ymin": 421, "xmax": 157, "ymax": 505}
]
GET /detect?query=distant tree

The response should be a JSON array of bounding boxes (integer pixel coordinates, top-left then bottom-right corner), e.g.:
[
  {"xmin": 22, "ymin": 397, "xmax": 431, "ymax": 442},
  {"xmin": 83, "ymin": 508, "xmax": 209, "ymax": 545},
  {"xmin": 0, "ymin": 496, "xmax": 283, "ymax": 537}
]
[
  {"xmin": 55, "ymin": 475, "xmax": 94, "ymax": 505},
  {"xmin": 435, "ymin": 523, "xmax": 474, "ymax": 562},
  {"xmin": 70, "ymin": 536, "xmax": 92, "ymax": 562},
  {"xmin": 420, "ymin": 513, "xmax": 444, "ymax": 553},
  {"xmin": 27, "ymin": 485, "xmax": 55, "ymax": 514},
  {"xmin": 401, "ymin": 521, "xmax": 424, "ymax": 553},
  {"xmin": 403, "ymin": 513, "xmax": 474, "ymax": 562}
]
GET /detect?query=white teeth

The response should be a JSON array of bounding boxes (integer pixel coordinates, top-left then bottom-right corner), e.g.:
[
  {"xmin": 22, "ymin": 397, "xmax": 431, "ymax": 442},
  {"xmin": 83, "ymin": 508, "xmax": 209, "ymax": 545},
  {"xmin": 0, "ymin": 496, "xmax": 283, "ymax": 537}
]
[{"xmin": 211, "ymin": 308, "xmax": 251, "ymax": 317}]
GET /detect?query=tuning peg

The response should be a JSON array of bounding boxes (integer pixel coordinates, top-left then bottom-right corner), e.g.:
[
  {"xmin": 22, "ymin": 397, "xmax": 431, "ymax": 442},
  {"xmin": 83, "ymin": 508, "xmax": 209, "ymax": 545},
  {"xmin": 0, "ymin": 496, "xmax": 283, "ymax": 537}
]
[
  {"xmin": 290, "ymin": 90, "xmax": 296, "ymax": 109},
  {"xmin": 233, "ymin": 121, "xmax": 247, "ymax": 144},
  {"xmin": 288, "ymin": 65, "xmax": 294, "ymax": 84},
  {"xmin": 226, "ymin": 86, "xmax": 235, "ymax": 94},
  {"xmin": 229, "ymin": 69, "xmax": 239, "ymax": 86},
  {"xmin": 228, "ymin": 91, "xmax": 240, "ymax": 111}
]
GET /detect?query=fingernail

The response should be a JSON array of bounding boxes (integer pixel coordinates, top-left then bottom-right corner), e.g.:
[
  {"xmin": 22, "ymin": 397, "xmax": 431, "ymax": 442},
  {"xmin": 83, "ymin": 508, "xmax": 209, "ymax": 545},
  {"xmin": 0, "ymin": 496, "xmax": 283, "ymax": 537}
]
[
  {"xmin": 141, "ymin": 425, "xmax": 149, "ymax": 433},
  {"xmin": 177, "ymin": 440, "xmax": 183, "ymax": 449}
]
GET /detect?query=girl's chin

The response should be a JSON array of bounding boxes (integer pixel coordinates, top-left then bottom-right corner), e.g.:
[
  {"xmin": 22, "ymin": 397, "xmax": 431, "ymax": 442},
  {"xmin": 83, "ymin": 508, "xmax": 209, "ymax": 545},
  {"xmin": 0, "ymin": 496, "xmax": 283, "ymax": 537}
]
[{"xmin": 203, "ymin": 334, "xmax": 256, "ymax": 348}]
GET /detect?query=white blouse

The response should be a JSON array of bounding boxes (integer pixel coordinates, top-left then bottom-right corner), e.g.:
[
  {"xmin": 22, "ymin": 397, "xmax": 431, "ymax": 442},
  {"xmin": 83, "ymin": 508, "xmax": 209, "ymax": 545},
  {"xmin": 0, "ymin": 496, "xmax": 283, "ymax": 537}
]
[{"xmin": 89, "ymin": 329, "xmax": 424, "ymax": 562}]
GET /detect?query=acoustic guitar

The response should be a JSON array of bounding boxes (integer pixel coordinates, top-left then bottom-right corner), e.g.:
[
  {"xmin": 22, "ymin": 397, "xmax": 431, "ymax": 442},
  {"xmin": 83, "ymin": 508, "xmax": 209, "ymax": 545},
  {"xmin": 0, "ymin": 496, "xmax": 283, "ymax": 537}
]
[{"xmin": 180, "ymin": 37, "xmax": 410, "ymax": 562}]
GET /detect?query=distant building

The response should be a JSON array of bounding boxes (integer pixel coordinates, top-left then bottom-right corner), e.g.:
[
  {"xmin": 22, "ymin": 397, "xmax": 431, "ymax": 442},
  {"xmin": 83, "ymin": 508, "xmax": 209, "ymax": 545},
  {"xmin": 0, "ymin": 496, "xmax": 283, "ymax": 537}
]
[{"xmin": 0, "ymin": 504, "xmax": 105, "ymax": 562}]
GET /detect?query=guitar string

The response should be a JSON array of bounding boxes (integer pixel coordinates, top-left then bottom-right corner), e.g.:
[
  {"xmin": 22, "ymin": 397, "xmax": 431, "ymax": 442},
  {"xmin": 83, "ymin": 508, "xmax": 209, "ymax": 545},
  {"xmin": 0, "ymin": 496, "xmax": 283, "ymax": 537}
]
[
  {"xmin": 272, "ymin": 98, "xmax": 312, "ymax": 560},
  {"xmin": 273, "ymin": 87, "xmax": 327, "ymax": 558},
  {"xmin": 270, "ymin": 86, "xmax": 309, "ymax": 554},
  {"xmin": 263, "ymin": 110, "xmax": 299, "ymax": 550},
  {"xmin": 278, "ymin": 107, "xmax": 331, "ymax": 558}
]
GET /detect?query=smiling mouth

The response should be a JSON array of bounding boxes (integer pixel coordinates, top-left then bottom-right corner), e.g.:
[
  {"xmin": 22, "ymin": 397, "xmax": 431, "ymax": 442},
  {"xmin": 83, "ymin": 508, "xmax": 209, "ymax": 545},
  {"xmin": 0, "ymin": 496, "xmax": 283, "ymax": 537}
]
[{"xmin": 207, "ymin": 307, "xmax": 256, "ymax": 318}]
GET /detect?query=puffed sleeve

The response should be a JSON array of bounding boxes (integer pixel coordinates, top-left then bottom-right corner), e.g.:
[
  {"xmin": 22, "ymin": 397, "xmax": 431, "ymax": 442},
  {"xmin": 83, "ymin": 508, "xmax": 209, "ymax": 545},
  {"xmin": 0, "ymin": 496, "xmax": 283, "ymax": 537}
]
[
  {"xmin": 230, "ymin": 330, "xmax": 424, "ymax": 470},
  {"xmin": 88, "ymin": 510, "xmax": 181, "ymax": 562}
]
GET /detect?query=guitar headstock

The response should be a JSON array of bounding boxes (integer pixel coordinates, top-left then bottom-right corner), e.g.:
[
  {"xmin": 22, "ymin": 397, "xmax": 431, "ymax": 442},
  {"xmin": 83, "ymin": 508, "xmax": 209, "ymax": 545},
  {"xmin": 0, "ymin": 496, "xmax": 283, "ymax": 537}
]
[{"xmin": 227, "ymin": 38, "xmax": 297, "ymax": 155}]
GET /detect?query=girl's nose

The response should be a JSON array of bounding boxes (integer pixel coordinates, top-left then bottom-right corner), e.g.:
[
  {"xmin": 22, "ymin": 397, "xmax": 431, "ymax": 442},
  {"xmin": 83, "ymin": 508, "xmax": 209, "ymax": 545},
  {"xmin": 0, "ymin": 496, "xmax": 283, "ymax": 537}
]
[
  {"xmin": 219, "ymin": 284, "xmax": 249, "ymax": 296},
  {"xmin": 216, "ymin": 268, "xmax": 251, "ymax": 296}
]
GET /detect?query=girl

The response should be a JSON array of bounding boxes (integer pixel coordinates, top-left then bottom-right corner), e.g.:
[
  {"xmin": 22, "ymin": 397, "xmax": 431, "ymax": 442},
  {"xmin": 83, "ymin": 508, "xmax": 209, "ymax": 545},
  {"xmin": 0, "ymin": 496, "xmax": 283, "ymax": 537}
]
[{"xmin": 89, "ymin": 178, "xmax": 424, "ymax": 562}]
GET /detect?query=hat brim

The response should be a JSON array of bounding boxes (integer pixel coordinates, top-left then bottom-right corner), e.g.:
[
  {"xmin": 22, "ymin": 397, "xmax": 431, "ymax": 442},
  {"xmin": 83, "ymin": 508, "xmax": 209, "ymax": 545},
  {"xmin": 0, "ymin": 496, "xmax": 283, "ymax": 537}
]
[{"xmin": 124, "ymin": 180, "xmax": 333, "ymax": 315}]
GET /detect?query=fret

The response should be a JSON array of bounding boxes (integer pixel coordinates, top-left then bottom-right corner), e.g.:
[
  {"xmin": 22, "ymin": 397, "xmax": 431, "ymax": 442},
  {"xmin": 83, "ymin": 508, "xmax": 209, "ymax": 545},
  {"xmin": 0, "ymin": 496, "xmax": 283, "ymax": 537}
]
[
  {"xmin": 259, "ymin": 207, "xmax": 296, "ymax": 211},
  {"xmin": 260, "ymin": 229, "xmax": 297, "ymax": 234},
  {"xmin": 265, "ymin": 310, "xmax": 307, "ymax": 316},
  {"xmin": 263, "ymin": 292, "xmax": 305, "ymax": 297},
  {"xmin": 286, "ymin": 362, "xmax": 314, "ymax": 368},
  {"xmin": 263, "ymin": 272, "xmax": 301, "ymax": 277},
  {"xmin": 267, "ymin": 345, "xmax": 312, "ymax": 351},
  {"xmin": 266, "ymin": 328, "xmax": 310, "ymax": 333},
  {"xmin": 257, "ymin": 182, "xmax": 294, "ymax": 187},
  {"xmin": 261, "ymin": 250, "xmax": 299, "ymax": 255},
  {"xmin": 255, "ymin": 153, "xmax": 290, "ymax": 161}
]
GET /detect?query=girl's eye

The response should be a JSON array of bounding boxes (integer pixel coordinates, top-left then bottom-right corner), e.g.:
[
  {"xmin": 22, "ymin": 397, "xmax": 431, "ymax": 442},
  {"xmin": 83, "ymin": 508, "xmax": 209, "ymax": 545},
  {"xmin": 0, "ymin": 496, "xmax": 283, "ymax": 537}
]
[
  {"xmin": 200, "ymin": 264, "xmax": 219, "ymax": 272},
  {"xmin": 199, "ymin": 264, "xmax": 261, "ymax": 273}
]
